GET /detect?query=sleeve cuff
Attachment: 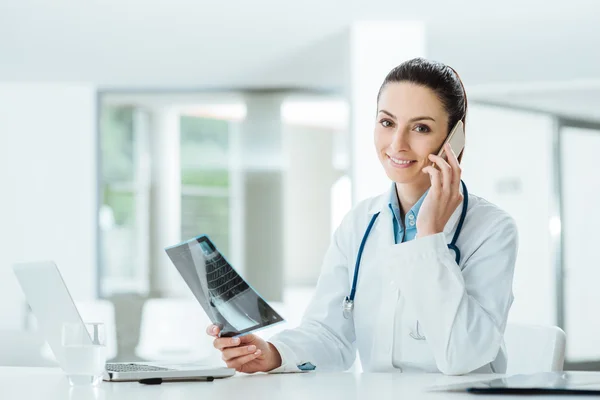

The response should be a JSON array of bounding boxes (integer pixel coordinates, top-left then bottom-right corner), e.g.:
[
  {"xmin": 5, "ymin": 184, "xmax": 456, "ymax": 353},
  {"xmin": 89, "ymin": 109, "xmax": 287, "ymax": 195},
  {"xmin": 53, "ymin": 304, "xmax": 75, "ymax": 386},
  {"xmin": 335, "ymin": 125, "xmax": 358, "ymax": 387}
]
[
  {"xmin": 387, "ymin": 232, "xmax": 451, "ymax": 287},
  {"xmin": 267, "ymin": 340, "xmax": 302, "ymax": 373},
  {"xmin": 395, "ymin": 232, "xmax": 447, "ymax": 261}
]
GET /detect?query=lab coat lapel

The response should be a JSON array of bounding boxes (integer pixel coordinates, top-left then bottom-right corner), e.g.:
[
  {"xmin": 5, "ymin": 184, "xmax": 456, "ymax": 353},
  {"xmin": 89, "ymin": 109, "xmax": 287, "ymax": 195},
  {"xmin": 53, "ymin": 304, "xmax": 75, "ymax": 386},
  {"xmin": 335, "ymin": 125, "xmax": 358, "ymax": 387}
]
[{"xmin": 363, "ymin": 204, "xmax": 398, "ymax": 371}]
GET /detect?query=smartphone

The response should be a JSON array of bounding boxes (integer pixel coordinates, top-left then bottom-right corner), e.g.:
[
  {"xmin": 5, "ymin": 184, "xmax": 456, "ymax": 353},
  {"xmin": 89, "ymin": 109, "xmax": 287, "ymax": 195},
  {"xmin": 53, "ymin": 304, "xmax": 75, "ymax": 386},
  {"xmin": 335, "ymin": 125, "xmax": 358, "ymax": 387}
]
[{"xmin": 433, "ymin": 120, "xmax": 465, "ymax": 166}]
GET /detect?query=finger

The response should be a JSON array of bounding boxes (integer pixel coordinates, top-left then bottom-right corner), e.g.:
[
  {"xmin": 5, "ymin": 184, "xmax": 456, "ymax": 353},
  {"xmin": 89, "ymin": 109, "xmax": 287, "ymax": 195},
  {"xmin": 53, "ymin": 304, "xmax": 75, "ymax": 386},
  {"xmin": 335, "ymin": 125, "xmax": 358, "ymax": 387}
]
[
  {"xmin": 439, "ymin": 151, "xmax": 453, "ymax": 194},
  {"xmin": 422, "ymin": 166, "xmax": 442, "ymax": 193},
  {"xmin": 445, "ymin": 143, "xmax": 462, "ymax": 185},
  {"xmin": 206, "ymin": 324, "xmax": 220, "ymax": 337},
  {"xmin": 428, "ymin": 153, "xmax": 453, "ymax": 190},
  {"xmin": 226, "ymin": 349, "xmax": 262, "ymax": 371},
  {"xmin": 222, "ymin": 345, "xmax": 258, "ymax": 361},
  {"xmin": 213, "ymin": 336, "xmax": 241, "ymax": 351}
]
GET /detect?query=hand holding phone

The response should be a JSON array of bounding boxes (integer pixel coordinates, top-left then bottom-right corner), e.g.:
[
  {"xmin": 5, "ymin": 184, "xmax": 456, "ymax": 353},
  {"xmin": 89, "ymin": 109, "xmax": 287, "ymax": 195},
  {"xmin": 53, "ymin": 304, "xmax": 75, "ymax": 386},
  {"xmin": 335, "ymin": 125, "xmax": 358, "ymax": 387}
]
[
  {"xmin": 432, "ymin": 120, "xmax": 465, "ymax": 167},
  {"xmin": 418, "ymin": 120, "xmax": 465, "ymax": 237}
]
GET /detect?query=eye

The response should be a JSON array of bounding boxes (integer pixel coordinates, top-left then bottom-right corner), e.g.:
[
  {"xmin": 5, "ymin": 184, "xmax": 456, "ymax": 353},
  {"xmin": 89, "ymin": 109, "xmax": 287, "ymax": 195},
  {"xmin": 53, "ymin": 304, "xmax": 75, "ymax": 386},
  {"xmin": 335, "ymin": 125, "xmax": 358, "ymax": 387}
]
[
  {"xmin": 413, "ymin": 124, "xmax": 431, "ymax": 133},
  {"xmin": 379, "ymin": 119, "xmax": 394, "ymax": 128}
]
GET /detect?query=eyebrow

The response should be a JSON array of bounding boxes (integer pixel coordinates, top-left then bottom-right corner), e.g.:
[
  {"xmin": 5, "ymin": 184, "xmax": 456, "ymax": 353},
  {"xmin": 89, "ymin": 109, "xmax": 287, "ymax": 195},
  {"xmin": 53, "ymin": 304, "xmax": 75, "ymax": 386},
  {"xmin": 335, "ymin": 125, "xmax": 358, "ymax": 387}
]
[{"xmin": 377, "ymin": 109, "xmax": 436, "ymax": 123}]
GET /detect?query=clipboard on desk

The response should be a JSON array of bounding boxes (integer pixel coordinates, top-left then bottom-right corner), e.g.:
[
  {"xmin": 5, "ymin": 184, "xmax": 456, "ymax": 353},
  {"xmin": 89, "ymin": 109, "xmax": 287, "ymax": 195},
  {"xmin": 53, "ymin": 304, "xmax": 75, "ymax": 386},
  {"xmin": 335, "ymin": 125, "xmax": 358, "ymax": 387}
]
[{"xmin": 430, "ymin": 372, "xmax": 600, "ymax": 395}]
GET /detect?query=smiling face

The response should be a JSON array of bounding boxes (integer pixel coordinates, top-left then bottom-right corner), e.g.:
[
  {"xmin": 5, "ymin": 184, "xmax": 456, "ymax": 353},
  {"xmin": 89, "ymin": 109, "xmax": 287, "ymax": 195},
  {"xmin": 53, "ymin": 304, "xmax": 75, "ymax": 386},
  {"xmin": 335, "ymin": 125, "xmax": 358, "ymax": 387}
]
[{"xmin": 375, "ymin": 82, "xmax": 450, "ymax": 185}]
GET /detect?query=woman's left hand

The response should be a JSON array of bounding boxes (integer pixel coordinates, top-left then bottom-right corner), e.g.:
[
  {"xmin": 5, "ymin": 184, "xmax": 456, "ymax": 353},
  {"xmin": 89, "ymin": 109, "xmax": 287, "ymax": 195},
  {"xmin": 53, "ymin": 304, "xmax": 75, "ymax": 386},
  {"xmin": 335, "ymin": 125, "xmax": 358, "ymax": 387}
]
[{"xmin": 416, "ymin": 143, "xmax": 463, "ymax": 238}]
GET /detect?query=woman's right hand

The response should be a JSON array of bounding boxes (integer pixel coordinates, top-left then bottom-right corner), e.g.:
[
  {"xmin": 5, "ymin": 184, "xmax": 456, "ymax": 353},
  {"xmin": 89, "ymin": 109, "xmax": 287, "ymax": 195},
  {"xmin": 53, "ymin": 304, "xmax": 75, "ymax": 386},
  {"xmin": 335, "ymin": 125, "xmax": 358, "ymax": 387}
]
[{"xmin": 206, "ymin": 324, "xmax": 282, "ymax": 373}]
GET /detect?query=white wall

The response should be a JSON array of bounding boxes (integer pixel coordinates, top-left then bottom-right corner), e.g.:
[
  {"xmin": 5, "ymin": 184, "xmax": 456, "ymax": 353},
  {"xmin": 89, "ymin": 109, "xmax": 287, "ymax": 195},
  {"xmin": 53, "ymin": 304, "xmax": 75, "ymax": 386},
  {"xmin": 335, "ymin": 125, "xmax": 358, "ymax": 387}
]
[
  {"xmin": 462, "ymin": 104, "xmax": 556, "ymax": 326},
  {"xmin": 0, "ymin": 83, "xmax": 97, "ymax": 329},
  {"xmin": 349, "ymin": 21, "xmax": 426, "ymax": 203},
  {"xmin": 561, "ymin": 126, "xmax": 600, "ymax": 361}
]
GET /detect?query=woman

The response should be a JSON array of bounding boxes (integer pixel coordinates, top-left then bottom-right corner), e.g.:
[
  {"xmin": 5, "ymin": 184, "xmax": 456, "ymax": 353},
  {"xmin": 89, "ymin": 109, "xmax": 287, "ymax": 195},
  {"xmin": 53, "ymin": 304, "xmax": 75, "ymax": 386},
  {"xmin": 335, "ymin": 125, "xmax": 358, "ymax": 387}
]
[{"xmin": 206, "ymin": 58, "xmax": 518, "ymax": 375}]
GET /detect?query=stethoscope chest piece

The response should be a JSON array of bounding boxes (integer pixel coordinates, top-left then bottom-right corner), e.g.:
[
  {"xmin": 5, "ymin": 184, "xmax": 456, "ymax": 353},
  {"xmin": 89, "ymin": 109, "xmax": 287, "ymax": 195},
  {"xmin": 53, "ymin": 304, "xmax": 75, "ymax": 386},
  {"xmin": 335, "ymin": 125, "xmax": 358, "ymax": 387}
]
[{"xmin": 342, "ymin": 297, "xmax": 354, "ymax": 319}]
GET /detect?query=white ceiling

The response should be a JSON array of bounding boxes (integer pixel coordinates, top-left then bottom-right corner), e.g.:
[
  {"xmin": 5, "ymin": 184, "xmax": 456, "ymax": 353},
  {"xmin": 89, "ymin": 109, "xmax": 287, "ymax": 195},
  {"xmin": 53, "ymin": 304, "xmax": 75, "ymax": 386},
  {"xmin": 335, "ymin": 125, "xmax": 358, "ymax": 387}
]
[{"xmin": 2, "ymin": 0, "xmax": 600, "ymax": 120}]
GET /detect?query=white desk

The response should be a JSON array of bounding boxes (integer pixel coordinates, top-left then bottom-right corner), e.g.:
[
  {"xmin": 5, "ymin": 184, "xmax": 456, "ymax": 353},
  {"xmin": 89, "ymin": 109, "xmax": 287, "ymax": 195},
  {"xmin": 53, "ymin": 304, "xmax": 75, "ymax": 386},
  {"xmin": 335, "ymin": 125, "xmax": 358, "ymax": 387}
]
[{"xmin": 0, "ymin": 367, "xmax": 597, "ymax": 399}]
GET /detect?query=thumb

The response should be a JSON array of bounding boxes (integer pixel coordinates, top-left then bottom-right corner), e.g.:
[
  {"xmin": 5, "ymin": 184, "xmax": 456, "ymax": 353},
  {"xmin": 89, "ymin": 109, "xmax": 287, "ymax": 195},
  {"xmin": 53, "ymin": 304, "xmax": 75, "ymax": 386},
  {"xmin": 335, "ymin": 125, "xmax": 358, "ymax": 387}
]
[{"xmin": 238, "ymin": 334, "xmax": 261, "ymax": 346}]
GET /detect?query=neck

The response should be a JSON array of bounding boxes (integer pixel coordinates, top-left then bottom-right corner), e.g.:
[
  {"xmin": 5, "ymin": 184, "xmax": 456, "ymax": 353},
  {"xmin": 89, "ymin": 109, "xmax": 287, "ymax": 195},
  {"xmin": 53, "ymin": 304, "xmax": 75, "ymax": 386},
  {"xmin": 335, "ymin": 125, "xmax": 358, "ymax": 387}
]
[{"xmin": 395, "ymin": 180, "xmax": 430, "ymax": 216}]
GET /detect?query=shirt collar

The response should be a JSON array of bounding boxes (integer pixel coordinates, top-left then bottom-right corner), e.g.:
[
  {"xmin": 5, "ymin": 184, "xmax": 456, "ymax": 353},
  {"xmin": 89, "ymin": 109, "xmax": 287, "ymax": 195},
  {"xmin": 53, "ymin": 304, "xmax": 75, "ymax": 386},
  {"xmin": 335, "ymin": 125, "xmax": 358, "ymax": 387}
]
[
  {"xmin": 368, "ymin": 182, "xmax": 466, "ymax": 237},
  {"xmin": 387, "ymin": 184, "xmax": 402, "ymax": 225},
  {"xmin": 387, "ymin": 183, "xmax": 428, "ymax": 227}
]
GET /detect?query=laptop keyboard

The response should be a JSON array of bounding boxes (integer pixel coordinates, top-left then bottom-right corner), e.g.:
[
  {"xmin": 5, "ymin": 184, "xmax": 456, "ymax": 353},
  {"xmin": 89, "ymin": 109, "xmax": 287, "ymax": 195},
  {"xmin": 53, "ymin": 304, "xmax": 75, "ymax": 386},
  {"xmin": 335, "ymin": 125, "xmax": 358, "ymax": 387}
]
[{"xmin": 106, "ymin": 363, "xmax": 172, "ymax": 372}]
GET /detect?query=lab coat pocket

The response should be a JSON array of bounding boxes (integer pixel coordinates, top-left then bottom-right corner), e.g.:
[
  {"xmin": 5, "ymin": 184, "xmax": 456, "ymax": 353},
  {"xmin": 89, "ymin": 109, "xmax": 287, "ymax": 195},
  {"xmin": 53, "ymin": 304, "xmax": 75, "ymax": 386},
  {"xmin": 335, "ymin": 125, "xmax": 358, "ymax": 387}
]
[{"xmin": 396, "ymin": 299, "xmax": 437, "ymax": 370}]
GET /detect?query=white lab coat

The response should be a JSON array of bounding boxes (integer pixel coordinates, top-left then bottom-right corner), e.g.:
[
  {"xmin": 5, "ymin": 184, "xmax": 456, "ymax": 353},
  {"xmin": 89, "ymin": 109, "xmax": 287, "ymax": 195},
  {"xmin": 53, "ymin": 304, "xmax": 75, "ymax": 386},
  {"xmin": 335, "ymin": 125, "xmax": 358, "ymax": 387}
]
[{"xmin": 269, "ymin": 187, "xmax": 518, "ymax": 375}]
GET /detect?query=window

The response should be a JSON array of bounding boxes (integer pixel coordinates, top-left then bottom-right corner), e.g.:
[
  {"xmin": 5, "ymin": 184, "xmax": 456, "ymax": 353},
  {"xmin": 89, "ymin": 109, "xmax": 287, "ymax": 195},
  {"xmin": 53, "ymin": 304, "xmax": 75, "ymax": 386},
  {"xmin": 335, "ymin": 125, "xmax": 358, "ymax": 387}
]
[
  {"xmin": 99, "ymin": 100, "xmax": 241, "ymax": 295},
  {"xmin": 99, "ymin": 106, "xmax": 150, "ymax": 295},
  {"xmin": 180, "ymin": 116, "xmax": 231, "ymax": 257}
]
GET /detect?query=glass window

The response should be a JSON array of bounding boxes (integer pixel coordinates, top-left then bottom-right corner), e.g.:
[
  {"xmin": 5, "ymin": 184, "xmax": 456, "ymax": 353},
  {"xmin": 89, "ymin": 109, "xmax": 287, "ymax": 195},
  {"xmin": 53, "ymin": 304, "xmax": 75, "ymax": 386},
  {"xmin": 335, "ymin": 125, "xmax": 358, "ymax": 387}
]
[
  {"xmin": 101, "ymin": 107, "xmax": 135, "ymax": 182},
  {"xmin": 99, "ymin": 106, "xmax": 149, "ymax": 294},
  {"xmin": 180, "ymin": 116, "xmax": 231, "ymax": 257},
  {"xmin": 99, "ymin": 107, "xmax": 235, "ymax": 295}
]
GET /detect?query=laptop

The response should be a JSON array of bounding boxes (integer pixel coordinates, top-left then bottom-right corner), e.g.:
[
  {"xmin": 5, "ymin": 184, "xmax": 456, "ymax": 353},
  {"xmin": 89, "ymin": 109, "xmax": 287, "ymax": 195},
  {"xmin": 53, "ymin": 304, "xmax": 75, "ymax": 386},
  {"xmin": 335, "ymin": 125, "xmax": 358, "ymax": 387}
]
[{"xmin": 12, "ymin": 261, "xmax": 235, "ymax": 382}]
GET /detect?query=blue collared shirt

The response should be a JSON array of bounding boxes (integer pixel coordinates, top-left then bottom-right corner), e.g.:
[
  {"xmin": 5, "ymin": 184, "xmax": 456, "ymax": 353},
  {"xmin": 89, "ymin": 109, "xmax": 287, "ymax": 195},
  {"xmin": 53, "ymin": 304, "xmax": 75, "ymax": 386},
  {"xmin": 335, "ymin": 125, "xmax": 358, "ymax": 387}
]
[{"xmin": 388, "ymin": 183, "xmax": 428, "ymax": 244}]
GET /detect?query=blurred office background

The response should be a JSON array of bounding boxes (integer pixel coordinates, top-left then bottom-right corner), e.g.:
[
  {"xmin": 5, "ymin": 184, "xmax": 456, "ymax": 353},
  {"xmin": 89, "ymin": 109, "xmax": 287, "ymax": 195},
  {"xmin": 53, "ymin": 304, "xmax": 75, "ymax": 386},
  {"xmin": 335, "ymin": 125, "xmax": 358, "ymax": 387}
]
[{"xmin": 1, "ymin": 0, "xmax": 600, "ymax": 370}]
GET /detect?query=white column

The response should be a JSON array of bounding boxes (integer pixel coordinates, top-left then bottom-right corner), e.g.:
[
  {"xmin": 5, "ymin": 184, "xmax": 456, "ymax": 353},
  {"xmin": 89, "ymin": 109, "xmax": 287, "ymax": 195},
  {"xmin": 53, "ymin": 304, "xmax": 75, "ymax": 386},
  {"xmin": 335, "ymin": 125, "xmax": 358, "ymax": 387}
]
[
  {"xmin": 240, "ymin": 93, "xmax": 285, "ymax": 301},
  {"xmin": 149, "ymin": 107, "xmax": 185, "ymax": 297},
  {"xmin": 131, "ymin": 108, "xmax": 151, "ymax": 295},
  {"xmin": 283, "ymin": 124, "xmax": 336, "ymax": 286},
  {"xmin": 228, "ymin": 121, "xmax": 245, "ymax": 277},
  {"xmin": 348, "ymin": 22, "xmax": 426, "ymax": 203}
]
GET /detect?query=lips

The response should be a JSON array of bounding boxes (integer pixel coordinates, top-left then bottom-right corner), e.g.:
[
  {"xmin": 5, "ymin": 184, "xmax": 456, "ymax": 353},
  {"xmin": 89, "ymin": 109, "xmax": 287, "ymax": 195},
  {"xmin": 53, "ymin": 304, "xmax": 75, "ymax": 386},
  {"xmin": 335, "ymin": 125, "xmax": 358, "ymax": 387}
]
[{"xmin": 387, "ymin": 154, "xmax": 417, "ymax": 168}]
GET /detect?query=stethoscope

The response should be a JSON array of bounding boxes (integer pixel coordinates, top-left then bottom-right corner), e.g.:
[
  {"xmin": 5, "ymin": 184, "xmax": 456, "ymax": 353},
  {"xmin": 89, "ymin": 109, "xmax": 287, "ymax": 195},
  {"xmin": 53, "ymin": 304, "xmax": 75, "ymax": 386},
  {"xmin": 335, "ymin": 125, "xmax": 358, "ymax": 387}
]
[{"xmin": 342, "ymin": 180, "xmax": 469, "ymax": 340}]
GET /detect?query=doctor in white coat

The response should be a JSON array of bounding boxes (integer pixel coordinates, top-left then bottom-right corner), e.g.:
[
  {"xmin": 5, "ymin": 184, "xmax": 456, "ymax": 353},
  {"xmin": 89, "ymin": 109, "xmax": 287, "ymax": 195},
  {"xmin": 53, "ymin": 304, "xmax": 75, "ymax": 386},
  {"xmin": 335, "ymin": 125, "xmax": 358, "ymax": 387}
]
[{"xmin": 207, "ymin": 58, "xmax": 518, "ymax": 375}]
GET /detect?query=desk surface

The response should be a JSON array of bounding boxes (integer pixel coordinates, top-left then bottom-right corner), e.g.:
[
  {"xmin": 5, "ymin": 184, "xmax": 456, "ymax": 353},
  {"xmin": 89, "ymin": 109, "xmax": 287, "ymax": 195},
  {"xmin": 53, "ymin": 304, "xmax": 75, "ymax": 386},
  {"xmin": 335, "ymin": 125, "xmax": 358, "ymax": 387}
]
[{"xmin": 1, "ymin": 367, "xmax": 598, "ymax": 399}]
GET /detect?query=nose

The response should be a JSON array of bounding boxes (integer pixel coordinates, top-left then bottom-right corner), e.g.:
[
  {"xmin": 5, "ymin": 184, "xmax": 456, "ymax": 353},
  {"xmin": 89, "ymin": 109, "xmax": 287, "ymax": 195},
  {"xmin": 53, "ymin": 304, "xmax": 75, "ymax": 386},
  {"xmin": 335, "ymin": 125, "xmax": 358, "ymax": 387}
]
[{"xmin": 390, "ymin": 127, "xmax": 410, "ymax": 153}]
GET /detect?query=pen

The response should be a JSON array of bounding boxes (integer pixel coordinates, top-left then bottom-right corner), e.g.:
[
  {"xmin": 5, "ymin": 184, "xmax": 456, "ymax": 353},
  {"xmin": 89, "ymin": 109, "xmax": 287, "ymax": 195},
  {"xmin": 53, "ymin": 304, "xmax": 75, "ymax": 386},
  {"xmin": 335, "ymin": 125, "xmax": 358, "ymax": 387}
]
[{"xmin": 139, "ymin": 376, "xmax": 215, "ymax": 385}]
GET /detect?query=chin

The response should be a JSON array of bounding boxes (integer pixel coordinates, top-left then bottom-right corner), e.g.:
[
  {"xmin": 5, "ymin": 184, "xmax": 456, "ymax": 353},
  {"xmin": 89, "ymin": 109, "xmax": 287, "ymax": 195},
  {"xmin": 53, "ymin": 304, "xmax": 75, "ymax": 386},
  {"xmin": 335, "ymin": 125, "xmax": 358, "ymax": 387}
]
[
  {"xmin": 385, "ymin": 170, "xmax": 418, "ymax": 184},
  {"xmin": 385, "ymin": 166, "xmax": 431, "ymax": 186}
]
